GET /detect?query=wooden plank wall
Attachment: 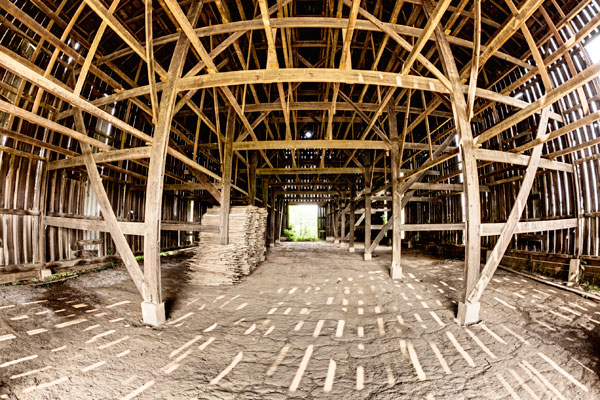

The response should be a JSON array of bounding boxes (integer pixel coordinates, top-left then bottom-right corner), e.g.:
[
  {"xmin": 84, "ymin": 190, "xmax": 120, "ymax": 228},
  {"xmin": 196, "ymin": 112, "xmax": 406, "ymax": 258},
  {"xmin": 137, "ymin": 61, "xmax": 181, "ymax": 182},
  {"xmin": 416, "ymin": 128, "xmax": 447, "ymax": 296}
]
[
  {"xmin": 0, "ymin": 15, "xmax": 206, "ymax": 282},
  {"xmin": 406, "ymin": 0, "xmax": 600, "ymax": 280}
]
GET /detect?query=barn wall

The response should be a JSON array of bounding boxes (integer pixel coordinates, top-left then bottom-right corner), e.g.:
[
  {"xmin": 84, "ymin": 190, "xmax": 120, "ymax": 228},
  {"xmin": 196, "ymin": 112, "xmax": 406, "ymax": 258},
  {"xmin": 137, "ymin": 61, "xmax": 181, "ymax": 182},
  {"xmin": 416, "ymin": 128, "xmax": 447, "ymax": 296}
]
[
  {"xmin": 0, "ymin": 8, "xmax": 206, "ymax": 283},
  {"xmin": 407, "ymin": 0, "xmax": 600, "ymax": 280}
]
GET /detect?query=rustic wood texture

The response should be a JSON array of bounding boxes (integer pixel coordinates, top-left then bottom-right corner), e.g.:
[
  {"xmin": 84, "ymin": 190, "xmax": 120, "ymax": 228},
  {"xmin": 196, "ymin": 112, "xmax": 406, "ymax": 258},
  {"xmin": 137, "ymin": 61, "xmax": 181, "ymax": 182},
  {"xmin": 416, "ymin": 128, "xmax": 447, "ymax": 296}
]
[{"xmin": 0, "ymin": 0, "xmax": 598, "ymax": 325}]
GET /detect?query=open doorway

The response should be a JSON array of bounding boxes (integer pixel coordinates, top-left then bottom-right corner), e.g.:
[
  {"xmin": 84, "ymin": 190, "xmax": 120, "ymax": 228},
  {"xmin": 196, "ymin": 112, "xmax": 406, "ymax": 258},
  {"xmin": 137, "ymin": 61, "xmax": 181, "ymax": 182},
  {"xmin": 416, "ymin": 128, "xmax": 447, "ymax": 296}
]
[{"xmin": 284, "ymin": 204, "xmax": 319, "ymax": 241}]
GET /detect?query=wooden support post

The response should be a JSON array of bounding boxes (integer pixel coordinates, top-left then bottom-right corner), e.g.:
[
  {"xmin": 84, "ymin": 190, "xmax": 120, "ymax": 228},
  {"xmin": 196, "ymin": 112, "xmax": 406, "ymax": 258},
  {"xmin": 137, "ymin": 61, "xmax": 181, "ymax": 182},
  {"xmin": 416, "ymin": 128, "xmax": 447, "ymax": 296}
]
[
  {"xmin": 276, "ymin": 199, "xmax": 284, "ymax": 244},
  {"xmin": 340, "ymin": 193, "xmax": 347, "ymax": 248},
  {"xmin": 247, "ymin": 152, "xmax": 258, "ymax": 205},
  {"xmin": 220, "ymin": 108, "xmax": 234, "ymax": 245},
  {"xmin": 262, "ymin": 179, "xmax": 269, "ymax": 208},
  {"xmin": 427, "ymin": 0, "xmax": 481, "ymax": 324},
  {"xmin": 467, "ymin": 108, "xmax": 550, "ymax": 305},
  {"xmin": 142, "ymin": 2, "xmax": 200, "ymax": 326},
  {"xmin": 364, "ymin": 157, "xmax": 373, "ymax": 260},
  {"xmin": 270, "ymin": 194, "xmax": 277, "ymax": 247},
  {"xmin": 332, "ymin": 196, "xmax": 339, "ymax": 244},
  {"xmin": 348, "ymin": 185, "xmax": 356, "ymax": 253},
  {"xmin": 326, "ymin": 203, "xmax": 332, "ymax": 240},
  {"xmin": 389, "ymin": 104, "xmax": 402, "ymax": 278},
  {"xmin": 262, "ymin": 179, "xmax": 269, "ymax": 250},
  {"xmin": 74, "ymin": 111, "xmax": 145, "ymax": 297},
  {"xmin": 568, "ymin": 259, "xmax": 581, "ymax": 286}
]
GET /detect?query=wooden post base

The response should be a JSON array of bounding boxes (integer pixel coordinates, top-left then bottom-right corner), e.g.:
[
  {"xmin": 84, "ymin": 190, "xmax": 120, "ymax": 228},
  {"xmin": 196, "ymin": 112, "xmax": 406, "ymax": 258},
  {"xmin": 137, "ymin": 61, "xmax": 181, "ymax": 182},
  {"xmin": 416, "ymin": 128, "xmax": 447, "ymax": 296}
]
[
  {"xmin": 364, "ymin": 253, "xmax": 372, "ymax": 261},
  {"xmin": 391, "ymin": 263, "xmax": 402, "ymax": 279},
  {"xmin": 567, "ymin": 259, "xmax": 581, "ymax": 287},
  {"xmin": 39, "ymin": 269, "xmax": 52, "ymax": 280},
  {"xmin": 142, "ymin": 301, "xmax": 166, "ymax": 326},
  {"xmin": 457, "ymin": 301, "xmax": 480, "ymax": 325}
]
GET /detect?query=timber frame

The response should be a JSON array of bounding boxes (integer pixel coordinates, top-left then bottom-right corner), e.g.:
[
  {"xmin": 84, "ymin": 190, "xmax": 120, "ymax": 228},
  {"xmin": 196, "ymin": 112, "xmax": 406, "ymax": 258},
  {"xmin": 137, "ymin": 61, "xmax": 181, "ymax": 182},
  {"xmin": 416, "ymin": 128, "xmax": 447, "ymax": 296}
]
[{"xmin": 0, "ymin": 0, "xmax": 599, "ymax": 325}]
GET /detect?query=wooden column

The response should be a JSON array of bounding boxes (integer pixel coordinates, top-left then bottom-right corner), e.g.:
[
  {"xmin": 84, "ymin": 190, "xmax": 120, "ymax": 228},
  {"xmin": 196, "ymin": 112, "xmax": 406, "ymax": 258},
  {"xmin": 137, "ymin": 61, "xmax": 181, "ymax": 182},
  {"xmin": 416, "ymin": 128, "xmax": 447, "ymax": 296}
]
[
  {"xmin": 430, "ymin": 2, "xmax": 482, "ymax": 324},
  {"xmin": 270, "ymin": 193, "xmax": 277, "ymax": 247},
  {"xmin": 332, "ymin": 196, "xmax": 339, "ymax": 244},
  {"xmin": 348, "ymin": 185, "xmax": 356, "ymax": 252},
  {"xmin": 389, "ymin": 104, "xmax": 402, "ymax": 278},
  {"xmin": 262, "ymin": 178, "xmax": 269, "ymax": 249},
  {"xmin": 340, "ymin": 193, "xmax": 346, "ymax": 248},
  {"xmin": 364, "ymin": 157, "xmax": 373, "ymax": 260},
  {"xmin": 247, "ymin": 152, "xmax": 258, "ymax": 205},
  {"xmin": 142, "ymin": 2, "xmax": 200, "ymax": 326},
  {"xmin": 262, "ymin": 178, "xmax": 269, "ymax": 208},
  {"xmin": 276, "ymin": 198, "xmax": 284, "ymax": 244},
  {"xmin": 220, "ymin": 108, "xmax": 234, "ymax": 245}
]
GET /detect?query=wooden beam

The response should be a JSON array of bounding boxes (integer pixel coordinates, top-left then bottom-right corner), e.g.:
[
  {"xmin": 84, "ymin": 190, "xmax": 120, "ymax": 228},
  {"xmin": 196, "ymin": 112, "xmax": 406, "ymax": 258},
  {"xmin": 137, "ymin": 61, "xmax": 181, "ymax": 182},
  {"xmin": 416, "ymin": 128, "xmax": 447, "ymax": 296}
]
[
  {"xmin": 348, "ymin": 184, "xmax": 356, "ymax": 252},
  {"xmin": 466, "ymin": 0, "xmax": 481, "ymax": 120},
  {"xmin": 348, "ymin": 1, "xmax": 452, "ymax": 90},
  {"xmin": 233, "ymin": 140, "xmax": 389, "ymax": 150},
  {"xmin": 48, "ymin": 147, "xmax": 151, "ymax": 170},
  {"xmin": 477, "ymin": 0, "xmax": 545, "ymax": 68},
  {"xmin": 474, "ymin": 63, "xmax": 600, "ymax": 146},
  {"xmin": 177, "ymin": 68, "xmax": 450, "ymax": 94},
  {"xmin": 481, "ymin": 218, "xmax": 578, "ymax": 236},
  {"xmin": 142, "ymin": 1, "xmax": 201, "ymax": 325},
  {"xmin": 248, "ymin": 152, "xmax": 258, "ymax": 205},
  {"xmin": 363, "ymin": 159, "xmax": 373, "ymax": 260},
  {"xmin": 429, "ymin": 0, "xmax": 482, "ymax": 324},
  {"xmin": 145, "ymin": 0, "xmax": 160, "ymax": 124},
  {"xmin": 74, "ymin": 111, "xmax": 145, "ymax": 298},
  {"xmin": 474, "ymin": 149, "xmax": 573, "ymax": 173},
  {"xmin": 163, "ymin": 0, "xmax": 274, "ymax": 169},
  {"xmin": 389, "ymin": 103, "xmax": 401, "ymax": 278},
  {"xmin": 220, "ymin": 109, "xmax": 235, "ymax": 245},
  {"xmin": 0, "ymin": 46, "xmax": 220, "ymax": 181},
  {"xmin": 401, "ymin": 0, "xmax": 452, "ymax": 74},
  {"xmin": 467, "ymin": 108, "xmax": 551, "ymax": 304}
]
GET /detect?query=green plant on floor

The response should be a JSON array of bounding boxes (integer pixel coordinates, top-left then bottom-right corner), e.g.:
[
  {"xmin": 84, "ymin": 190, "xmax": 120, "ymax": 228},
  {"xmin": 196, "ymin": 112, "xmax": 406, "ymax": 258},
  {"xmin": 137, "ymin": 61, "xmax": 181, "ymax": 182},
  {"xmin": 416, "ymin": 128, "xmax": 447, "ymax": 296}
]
[
  {"xmin": 283, "ymin": 223, "xmax": 319, "ymax": 242},
  {"xmin": 381, "ymin": 215, "xmax": 388, "ymax": 238}
]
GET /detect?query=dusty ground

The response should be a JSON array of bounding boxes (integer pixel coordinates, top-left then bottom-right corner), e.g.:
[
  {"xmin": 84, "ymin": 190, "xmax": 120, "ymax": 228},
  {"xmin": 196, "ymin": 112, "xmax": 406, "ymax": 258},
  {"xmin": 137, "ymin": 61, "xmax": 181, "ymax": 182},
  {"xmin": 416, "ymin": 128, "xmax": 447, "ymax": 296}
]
[{"xmin": 1, "ymin": 241, "xmax": 599, "ymax": 399}]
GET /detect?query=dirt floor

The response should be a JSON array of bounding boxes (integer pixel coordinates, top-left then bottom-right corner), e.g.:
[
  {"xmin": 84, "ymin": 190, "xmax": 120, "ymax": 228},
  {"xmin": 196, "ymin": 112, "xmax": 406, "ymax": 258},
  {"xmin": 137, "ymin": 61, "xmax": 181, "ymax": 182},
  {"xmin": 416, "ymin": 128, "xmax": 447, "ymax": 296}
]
[{"xmin": 1, "ymin": 241, "xmax": 599, "ymax": 399}]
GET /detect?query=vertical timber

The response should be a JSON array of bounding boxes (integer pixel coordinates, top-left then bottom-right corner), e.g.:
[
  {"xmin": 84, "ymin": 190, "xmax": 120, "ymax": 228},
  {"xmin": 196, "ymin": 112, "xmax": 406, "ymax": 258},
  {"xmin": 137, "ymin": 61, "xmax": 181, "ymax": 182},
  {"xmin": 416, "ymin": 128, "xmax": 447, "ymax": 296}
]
[
  {"xmin": 348, "ymin": 184, "xmax": 356, "ymax": 252},
  {"xmin": 364, "ymin": 156, "xmax": 373, "ymax": 260},
  {"xmin": 428, "ymin": 0, "xmax": 482, "ymax": 324},
  {"xmin": 142, "ymin": 1, "xmax": 201, "ymax": 326},
  {"xmin": 220, "ymin": 108, "xmax": 234, "ymax": 245},
  {"xmin": 388, "ymin": 103, "xmax": 402, "ymax": 279}
]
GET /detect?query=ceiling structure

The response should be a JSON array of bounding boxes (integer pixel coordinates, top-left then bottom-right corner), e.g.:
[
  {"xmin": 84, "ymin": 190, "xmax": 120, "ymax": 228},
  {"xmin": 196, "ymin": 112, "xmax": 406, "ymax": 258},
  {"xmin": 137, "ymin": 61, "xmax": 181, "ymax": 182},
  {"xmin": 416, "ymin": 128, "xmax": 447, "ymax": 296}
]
[{"xmin": 0, "ymin": 0, "xmax": 599, "ymax": 325}]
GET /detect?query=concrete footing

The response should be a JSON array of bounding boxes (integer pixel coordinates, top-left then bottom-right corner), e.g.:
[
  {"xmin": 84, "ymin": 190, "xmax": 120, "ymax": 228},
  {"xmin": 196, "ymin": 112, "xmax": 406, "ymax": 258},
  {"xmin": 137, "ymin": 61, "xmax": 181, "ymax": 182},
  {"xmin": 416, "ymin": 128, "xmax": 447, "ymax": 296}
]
[
  {"xmin": 348, "ymin": 247, "xmax": 355, "ymax": 253},
  {"xmin": 567, "ymin": 259, "xmax": 581, "ymax": 287},
  {"xmin": 340, "ymin": 242, "xmax": 348, "ymax": 248},
  {"xmin": 333, "ymin": 239, "xmax": 340, "ymax": 244},
  {"xmin": 142, "ymin": 301, "xmax": 166, "ymax": 326},
  {"xmin": 364, "ymin": 253, "xmax": 372, "ymax": 261},
  {"xmin": 39, "ymin": 269, "xmax": 52, "ymax": 280},
  {"xmin": 391, "ymin": 263, "xmax": 402, "ymax": 279},
  {"xmin": 457, "ymin": 301, "xmax": 480, "ymax": 325}
]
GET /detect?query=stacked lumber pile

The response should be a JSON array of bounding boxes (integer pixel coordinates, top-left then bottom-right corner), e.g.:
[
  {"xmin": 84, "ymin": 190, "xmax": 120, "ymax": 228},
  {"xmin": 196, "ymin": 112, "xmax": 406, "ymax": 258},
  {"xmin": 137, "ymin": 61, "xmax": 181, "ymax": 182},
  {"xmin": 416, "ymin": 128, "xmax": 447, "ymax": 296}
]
[{"xmin": 187, "ymin": 206, "xmax": 268, "ymax": 285}]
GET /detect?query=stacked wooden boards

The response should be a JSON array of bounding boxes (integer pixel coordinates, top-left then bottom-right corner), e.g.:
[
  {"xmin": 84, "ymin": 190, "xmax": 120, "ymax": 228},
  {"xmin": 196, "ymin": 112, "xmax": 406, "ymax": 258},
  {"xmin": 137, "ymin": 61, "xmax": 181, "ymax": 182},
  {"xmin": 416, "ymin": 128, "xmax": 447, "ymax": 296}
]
[{"xmin": 187, "ymin": 206, "xmax": 268, "ymax": 285}]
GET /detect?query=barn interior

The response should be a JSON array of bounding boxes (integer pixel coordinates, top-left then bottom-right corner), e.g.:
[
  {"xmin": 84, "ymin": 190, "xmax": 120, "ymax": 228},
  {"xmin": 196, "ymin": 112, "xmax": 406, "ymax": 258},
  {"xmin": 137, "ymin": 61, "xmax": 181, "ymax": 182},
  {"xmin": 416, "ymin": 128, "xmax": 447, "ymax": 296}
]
[{"xmin": 1, "ymin": 0, "xmax": 600, "ymax": 398}]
